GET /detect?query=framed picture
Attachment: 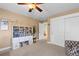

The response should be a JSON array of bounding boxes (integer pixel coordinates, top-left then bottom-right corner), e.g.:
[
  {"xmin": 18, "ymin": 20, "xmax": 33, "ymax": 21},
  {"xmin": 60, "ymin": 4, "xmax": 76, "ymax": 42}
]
[
  {"xmin": 0, "ymin": 17, "xmax": 8, "ymax": 30},
  {"xmin": 0, "ymin": 20, "xmax": 8, "ymax": 30}
]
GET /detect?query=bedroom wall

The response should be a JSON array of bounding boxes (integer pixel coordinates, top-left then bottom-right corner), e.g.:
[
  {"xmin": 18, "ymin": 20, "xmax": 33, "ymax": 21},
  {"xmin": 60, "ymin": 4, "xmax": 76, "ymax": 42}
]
[
  {"xmin": 47, "ymin": 8, "xmax": 79, "ymax": 42},
  {"xmin": 0, "ymin": 8, "xmax": 39, "ymax": 49}
]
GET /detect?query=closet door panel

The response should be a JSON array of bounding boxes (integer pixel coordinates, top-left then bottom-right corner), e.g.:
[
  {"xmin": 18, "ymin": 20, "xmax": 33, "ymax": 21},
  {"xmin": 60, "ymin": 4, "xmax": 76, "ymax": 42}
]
[
  {"xmin": 50, "ymin": 18, "xmax": 64, "ymax": 47},
  {"xmin": 65, "ymin": 17, "xmax": 79, "ymax": 41}
]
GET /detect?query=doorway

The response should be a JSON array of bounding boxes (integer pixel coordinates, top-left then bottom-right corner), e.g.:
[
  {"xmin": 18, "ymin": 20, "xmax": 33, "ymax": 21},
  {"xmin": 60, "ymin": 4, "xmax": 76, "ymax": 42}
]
[{"xmin": 39, "ymin": 22, "xmax": 48, "ymax": 41}]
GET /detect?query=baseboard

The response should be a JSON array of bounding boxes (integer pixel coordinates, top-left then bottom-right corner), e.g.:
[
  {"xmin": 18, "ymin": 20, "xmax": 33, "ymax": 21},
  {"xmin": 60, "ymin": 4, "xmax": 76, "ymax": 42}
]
[
  {"xmin": 47, "ymin": 42, "xmax": 65, "ymax": 47},
  {"xmin": 47, "ymin": 42, "xmax": 53, "ymax": 44},
  {"xmin": 0, "ymin": 47, "xmax": 11, "ymax": 52}
]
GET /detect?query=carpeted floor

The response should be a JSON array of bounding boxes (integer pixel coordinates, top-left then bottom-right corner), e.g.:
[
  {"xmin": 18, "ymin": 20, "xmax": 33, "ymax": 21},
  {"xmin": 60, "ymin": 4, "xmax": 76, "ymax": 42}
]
[{"xmin": 0, "ymin": 40, "xmax": 65, "ymax": 56}]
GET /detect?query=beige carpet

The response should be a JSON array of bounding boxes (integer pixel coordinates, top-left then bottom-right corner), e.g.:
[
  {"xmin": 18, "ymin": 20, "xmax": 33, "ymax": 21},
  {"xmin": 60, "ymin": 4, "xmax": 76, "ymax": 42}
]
[{"xmin": 0, "ymin": 40, "xmax": 65, "ymax": 56}]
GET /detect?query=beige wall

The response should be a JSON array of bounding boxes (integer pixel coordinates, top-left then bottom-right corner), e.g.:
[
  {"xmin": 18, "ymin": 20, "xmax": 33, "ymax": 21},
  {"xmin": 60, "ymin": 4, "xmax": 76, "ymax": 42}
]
[
  {"xmin": 47, "ymin": 8, "xmax": 79, "ymax": 42},
  {"xmin": 0, "ymin": 8, "xmax": 39, "ymax": 48},
  {"xmin": 49, "ymin": 8, "xmax": 79, "ymax": 19}
]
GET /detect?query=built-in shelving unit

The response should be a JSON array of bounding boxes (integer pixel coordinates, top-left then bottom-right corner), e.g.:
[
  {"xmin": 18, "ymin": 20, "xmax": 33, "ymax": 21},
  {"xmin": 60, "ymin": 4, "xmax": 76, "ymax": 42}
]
[{"xmin": 12, "ymin": 26, "xmax": 34, "ymax": 50}]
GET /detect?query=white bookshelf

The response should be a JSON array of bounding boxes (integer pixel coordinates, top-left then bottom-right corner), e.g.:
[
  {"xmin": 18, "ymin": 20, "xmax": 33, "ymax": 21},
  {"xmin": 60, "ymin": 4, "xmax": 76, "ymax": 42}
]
[{"xmin": 12, "ymin": 36, "xmax": 33, "ymax": 50}]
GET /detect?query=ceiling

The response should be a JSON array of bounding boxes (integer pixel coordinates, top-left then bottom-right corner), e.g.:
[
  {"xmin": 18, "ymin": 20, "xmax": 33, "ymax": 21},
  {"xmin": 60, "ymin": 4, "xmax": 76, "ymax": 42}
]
[{"xmin": 0, "ymin": 3, "xmax": 79, "ymax": 21}]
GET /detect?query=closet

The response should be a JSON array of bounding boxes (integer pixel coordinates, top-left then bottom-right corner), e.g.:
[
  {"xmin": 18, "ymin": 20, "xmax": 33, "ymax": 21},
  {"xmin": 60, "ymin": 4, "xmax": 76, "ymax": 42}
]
[{"xmin": 50, "ymin": 13, "xmax": 79, "ymax": 47}]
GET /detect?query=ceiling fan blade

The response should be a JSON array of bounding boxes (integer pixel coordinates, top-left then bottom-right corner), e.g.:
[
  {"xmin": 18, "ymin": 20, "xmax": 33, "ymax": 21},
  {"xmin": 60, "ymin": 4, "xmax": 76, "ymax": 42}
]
[
  {"xmin": 35, "ymin": 6, "xmax": 43, "ymax": 12},
  {"xmin": 17, "ymin": 3, "xmax": 44, "ymax": 5},
  {"xmin": 29, "ymin": 8, "xmax": 33, "ymax": 12},
  {"xmin": 17, "ymin": 3, "xmax": 28, "ymax": 5}
]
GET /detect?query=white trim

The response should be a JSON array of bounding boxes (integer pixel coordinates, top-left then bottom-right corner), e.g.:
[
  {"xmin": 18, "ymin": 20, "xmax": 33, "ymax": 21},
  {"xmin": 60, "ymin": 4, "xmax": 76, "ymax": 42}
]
[
  {"xmin": 51, "ymin": 13, "xmax": 79, "ymax": 21},
  {"xmin": 47, "ymin": 42, "xmax": 53, "ymax": 44},
  {"xmin": 0, "ymin": 47, "xmax": 11, "ymax": 51},
  {"xmin": 47, "ymin": 42, "xmax": 65, "ymax": 47}
]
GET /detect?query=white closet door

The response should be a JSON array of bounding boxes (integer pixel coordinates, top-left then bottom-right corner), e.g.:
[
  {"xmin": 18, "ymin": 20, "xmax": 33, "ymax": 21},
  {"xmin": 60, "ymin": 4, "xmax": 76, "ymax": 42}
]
[
  {"xmin": 39, "ymin": 23, "xmax": 47, "ymax": 40},
  {"xmin": 39, "ymin": 23, "xmax": 45, "ymax": 40},
  {"xmin": 65, "ymin": 17, "xmax": 79, "ymax": 41},
  {"xmin": 50, "ymin": 18, "xmax": 65, "ymax": 47},
  {"xmin": 50, "ymin": 13, "xmax": 79, "ymax": 47}
]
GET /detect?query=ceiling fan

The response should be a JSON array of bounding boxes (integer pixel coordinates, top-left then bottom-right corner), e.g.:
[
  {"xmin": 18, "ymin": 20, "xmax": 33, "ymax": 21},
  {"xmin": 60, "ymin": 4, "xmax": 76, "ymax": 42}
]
[{"xmin": 17, "ymin": 3, "xmax": 43, "ymax": 12}]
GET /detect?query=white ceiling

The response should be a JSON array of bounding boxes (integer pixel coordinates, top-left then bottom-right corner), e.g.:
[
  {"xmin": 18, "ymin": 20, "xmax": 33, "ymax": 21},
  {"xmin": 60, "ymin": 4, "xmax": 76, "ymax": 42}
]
[{"xmin": 0, "ymin": 3, "xmax": 79, "ymax": 21}]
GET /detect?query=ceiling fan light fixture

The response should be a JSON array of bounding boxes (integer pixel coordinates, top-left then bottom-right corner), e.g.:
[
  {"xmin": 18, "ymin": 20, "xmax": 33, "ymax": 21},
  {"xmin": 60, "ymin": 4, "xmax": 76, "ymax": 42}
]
[
  {"xmin": 28, "ymin": 4, "xmax": 35, "ymax": 9},
  {"xmin": 17, "ymin": 3, "xmax": 43, "ymax": 12}
]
